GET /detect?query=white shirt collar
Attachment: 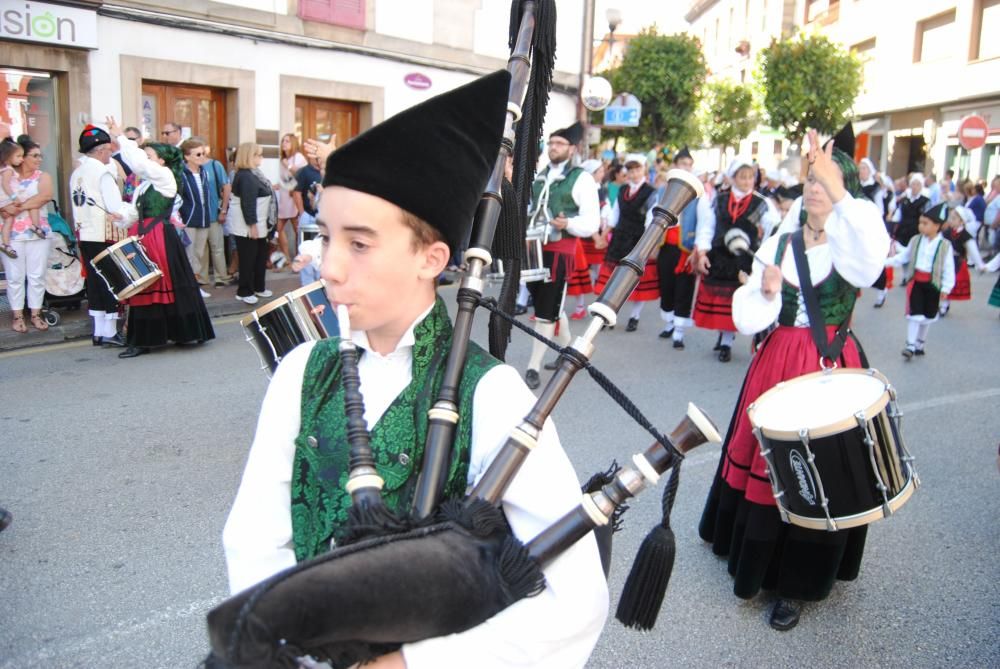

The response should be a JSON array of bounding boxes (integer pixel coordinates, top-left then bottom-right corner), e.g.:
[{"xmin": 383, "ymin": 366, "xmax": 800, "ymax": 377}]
[{"xmin": 349, "ymin": 301, "xmax": 436, "ymax": 357}]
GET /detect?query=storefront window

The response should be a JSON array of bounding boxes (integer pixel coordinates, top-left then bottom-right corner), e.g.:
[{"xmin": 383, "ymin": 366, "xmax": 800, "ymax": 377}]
[
  {"xmin": 944, "ymin": 144, "xmax": 971, "ymax": 181},
  {"xmin": 0, "ymin": 68, "xmax": 61, "ymax": 207},
  {"xmin": 980, "ymin": 143, "xmax": 1000, "ymax": 183}
]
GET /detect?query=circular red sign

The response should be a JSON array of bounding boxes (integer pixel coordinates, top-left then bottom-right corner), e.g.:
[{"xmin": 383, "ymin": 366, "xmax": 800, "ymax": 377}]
[
  {"xmin": 403, "ymin": 73, "xmax": 432, "ymax": 90},
  {"xmin": 958, "ymin": 115, "xmax": 989, "ymax": 151}
]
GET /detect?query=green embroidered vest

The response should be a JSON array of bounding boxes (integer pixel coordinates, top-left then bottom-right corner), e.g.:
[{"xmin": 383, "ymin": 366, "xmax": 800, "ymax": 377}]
[
  {"xmin": 291, "ymin": 298, "xmax": 500, "ymax": 561},
  {"xmin": 531, "ymin": 165, "xmax": 584, "ymax": 219},
  {"xmin": 775, "ymin": 233, "xmax": 857, "ymax": 327}
]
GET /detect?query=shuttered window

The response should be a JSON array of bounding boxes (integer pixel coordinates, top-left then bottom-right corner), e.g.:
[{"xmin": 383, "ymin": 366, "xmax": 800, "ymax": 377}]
[{"xmin": 298, "ymin": 0, "xmax": 365, "ymax": 29}]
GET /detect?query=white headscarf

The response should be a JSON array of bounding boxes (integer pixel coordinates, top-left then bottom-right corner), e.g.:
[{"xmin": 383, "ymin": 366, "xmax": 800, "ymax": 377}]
[
  {"xmin": 859, "ymin": 158, "xmax": 877, "ymax": 187},
  {"xmin": 727, "ymin": 156, "xmax": 754, "ymax": 178}
]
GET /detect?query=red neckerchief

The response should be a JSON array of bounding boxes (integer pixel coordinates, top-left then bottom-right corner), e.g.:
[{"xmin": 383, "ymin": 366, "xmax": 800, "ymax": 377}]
[
  {"xmin": 623, "ymin": 182, "xmax": 643, "ymax": 201},
  {"xmin": 727, "ymin": 190, "xmax": 752, "ymax": 222}
]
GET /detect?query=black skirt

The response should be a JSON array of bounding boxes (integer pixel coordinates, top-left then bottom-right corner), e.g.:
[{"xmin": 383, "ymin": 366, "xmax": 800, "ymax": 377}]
[
  {"xmin": 127, "ymin": 226, "xmax": 215, "ymax": 348},
  {"xmin": 79, "ymin": 241, "xmax": 119, "ymax": 314}
]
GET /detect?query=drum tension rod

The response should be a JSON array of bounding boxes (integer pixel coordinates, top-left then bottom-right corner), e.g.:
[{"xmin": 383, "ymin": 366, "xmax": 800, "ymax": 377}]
[
  {"xmin": 855, "ymin": 411, "xmax": 892, "ymax": 519},
  {"xmin": 799, "ymin": 429, "xmax": 837, "ymax": 532}
]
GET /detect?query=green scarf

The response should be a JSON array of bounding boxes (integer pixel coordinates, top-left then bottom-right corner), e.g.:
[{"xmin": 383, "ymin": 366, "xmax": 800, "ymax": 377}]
[
  {"xmin": 799, "ymin": 147, "xmax": 863, "ymax": 227},
  {"xmin": 291, "ymin": 297, "xmax": 500, "ymax": 561}
]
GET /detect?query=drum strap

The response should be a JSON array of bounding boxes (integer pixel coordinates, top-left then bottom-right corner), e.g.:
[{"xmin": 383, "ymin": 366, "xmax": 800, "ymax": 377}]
[{"xmin": 790, "ymin": 229, "xmax": 850, "ymax": 363}]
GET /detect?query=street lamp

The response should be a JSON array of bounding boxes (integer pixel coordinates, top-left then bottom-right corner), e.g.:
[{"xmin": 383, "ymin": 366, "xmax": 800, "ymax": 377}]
[{"xmin": 606, "ymin": 8, "xmax": 622, "ymax": 67}]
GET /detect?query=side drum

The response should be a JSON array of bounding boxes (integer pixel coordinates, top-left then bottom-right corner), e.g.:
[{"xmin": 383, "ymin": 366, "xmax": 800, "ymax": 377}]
[
  {"xmin": 240, "ymin": 280, "xmax": 339, "ymax": 375},
  {"xmin": 486, "ymin": 230, "xmax": 550, "ymax": 284},
  {"xmin": 747, "ymin": 368, "xmax": 919, "ymax": 532},
  {"xmin": 90, "ymin": 236, "xmax": 163, "ymax": 300}
]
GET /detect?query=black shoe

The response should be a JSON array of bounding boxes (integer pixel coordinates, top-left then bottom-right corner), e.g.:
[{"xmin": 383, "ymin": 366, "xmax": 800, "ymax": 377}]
[
  {"xmin": 92, "ymin": 336, "xmax": 103, "ymax": 347},
  {"xmin": 525, "ymin": 369, "xmax": 540, "ymax": 390},
  {"xmin": 901, "ymin": 346, "xmax": 914, "ymax": 360},
  {"xmin": 102, "ymin": 333, "xmax": 126, "ymax": 348},
  {"xmin": 625, "ymin": 317, "xmax": 639, "ymax": 332},
  {"xmin": 659, "ymin": 328, "xmax": 674, "ymax": 339},
  {"xmin": 543, "ymin": 360, "xmax": 559, "ymax": 371},
  {"xmin": 873, "ymin": 297, "xmax": 885, "ymax": 308},
  {"xmin": 769, "ymin": 599, "xmax": 801, "ymax": 631},
  {"xmin": 713, "ymin": 333, "xmax": 723, "ymax": 351},
  {"xmin": 718, "ymin": 345, "xmax": 732, "ymax": 362},
  {"xmin": 673, "ymin": 339, "xmax": 685, "ymax": 350},
  {"xmin": 914, "ymin": 348, "xmax": 925, "ymax": 356},
  {"xmin": 0, "ymin": 507, "xmax": 11, "ymax": 533},
  {"xmin": 514, "ymin": 304, "xmax": 528, "ymax": 316},
  {"xmin": 118, "ymin": 346, "xmax": 148, "ymax": 359}
]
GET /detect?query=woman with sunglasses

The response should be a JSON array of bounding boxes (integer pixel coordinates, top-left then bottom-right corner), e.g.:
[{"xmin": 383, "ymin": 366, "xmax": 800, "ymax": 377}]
[{"xmin": 0, "ymin": 136, "xmax": 53, "ymax": 333}]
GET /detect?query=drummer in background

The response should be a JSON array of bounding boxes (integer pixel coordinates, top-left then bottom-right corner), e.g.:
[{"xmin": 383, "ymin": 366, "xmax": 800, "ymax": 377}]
[
  {"xmin": 69, "ymin": 125, "xmax": 130, "ymax": 347},
  {"xmin": 103, "ymin": 117, "xmax": 215, "ymax": 358},
  {"xmin": 699, "ymin": 125, "xmax": 889, "ymax": 631}
]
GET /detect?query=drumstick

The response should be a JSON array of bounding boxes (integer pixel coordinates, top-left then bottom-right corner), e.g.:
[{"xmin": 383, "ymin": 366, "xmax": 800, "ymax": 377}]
[{"xmin": 752, "ymin": 253, "xmax": 770, "ymax": 269}]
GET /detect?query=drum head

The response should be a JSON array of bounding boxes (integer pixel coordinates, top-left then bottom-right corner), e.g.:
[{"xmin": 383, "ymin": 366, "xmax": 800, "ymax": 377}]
[{"xmin": 749, "ymin": 368, "xmax": 891, "ymax": 440}]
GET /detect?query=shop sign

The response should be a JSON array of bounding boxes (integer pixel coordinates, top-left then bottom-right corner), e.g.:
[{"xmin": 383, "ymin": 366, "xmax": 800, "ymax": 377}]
[
  {"xmin": 603, "ymin": 93, "xmax": 641, "ymax": 128},
  {"xmin": 0, "ymin": 1, "xmax": 98, "ymax": 50},
  {"xmin": 404, "ymin": 73, "xmax": 432, "ymax": 90}
]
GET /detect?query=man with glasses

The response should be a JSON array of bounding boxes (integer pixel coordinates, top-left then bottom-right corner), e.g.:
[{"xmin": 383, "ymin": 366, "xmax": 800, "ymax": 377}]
[
  {"xmin": 522, "ymin": 122, "xmax": 600, "ymax": 389},
  {"xmin": 162, "ymin": 122, "xmax": 183, "ymax": 147},
  {"xmin": 179, "ymin": 137, "xmax": 214, "ymax": 296}
]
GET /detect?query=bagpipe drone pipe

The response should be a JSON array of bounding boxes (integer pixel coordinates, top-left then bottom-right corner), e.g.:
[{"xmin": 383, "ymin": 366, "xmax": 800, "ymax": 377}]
[{"xmin": 204, "ymin": 3, "xmax": 717, "ymax": 667}]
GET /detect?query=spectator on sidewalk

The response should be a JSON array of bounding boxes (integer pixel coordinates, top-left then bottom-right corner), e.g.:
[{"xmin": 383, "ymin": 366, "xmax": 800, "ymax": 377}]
[
  {"xmin": 229, "ymin": 142, "xmax": 277, "ymax": 305},
  {"xmin": 202, "ymin": 141, "xmax": 233, "ymax": 286}
]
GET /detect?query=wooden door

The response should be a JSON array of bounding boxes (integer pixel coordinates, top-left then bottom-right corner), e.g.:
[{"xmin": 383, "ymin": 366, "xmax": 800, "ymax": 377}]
[
  {"xmin": 295, "ymin": 97, "xmax": 361, "ymax": 148},
  {"xmin": 142, "ymin": 82, "xmax": 227, "ymax": 167}
]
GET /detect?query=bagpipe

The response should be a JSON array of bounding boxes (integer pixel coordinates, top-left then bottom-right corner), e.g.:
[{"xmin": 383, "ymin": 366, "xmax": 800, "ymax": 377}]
[{"xmin": 206, "ymin": 2, "xmax": 717, "ymax": 667}]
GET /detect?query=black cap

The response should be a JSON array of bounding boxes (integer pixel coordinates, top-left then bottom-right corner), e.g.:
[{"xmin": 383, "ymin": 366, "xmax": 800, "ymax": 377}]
[
  {"xmin": 323, "ymin": 70, "xmax": 510, "ymax": 255},
  {"xmin": 551, "ymin": 122, "xmax": 583, "ymax": 145},
  {"xmin": 922, "ymin": 202, "xmax": 948, "ymax": 224},
  {"xmin": 674, "ymin": 146, "xmax": 692, "ymax": 162},
  {"xmin": 79, "ymin": 125, "xmax": 111, "ymax": 153},
  {"xmin": 827, "ymin": 122, "xmax": 855, "ymax": 157}
]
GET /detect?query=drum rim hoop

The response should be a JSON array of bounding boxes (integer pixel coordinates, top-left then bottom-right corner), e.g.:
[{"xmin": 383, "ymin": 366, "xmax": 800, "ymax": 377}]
[
  {"xmin": 285, "ymin": 279, "xmax": 326, "ymax": 301},
  {"xmin": 748, "ymin": 368, "xmax": 892, "ymax": 441},
  {"xmin": 253, "ymin": 294, "xmax": 293, "ymax": 319},
  {"xmin": 115, "ymin": 269, "xmax": 162, "ymax": 300},
  {"xmin": 90, "ymin": 236, "xmax": 143, "ymax": 264},
  {"xmin": 780, "ymin": 475, "xmax": 916, "ymax": 531}
]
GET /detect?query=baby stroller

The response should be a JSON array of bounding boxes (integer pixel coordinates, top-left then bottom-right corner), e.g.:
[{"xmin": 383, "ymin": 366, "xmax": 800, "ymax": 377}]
[{"xmin": 41, "ymin": 204, "xmax": 86, "ymax": 326}]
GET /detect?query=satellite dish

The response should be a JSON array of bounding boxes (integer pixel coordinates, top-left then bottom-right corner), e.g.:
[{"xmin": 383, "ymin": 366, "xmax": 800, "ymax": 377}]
[{"xmin": 582, "ymin": 76, "xmax": 613, "ymax": 112}]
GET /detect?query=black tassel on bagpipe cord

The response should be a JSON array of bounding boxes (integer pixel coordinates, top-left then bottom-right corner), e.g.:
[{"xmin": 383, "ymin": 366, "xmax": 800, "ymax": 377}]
[
  {"xmin": 489, "ymin": 176, "xmax": 526, "ymax": 360},
  {"xmin": 615, "ymin": 460, "xmax": 683, "ymax": 630}
]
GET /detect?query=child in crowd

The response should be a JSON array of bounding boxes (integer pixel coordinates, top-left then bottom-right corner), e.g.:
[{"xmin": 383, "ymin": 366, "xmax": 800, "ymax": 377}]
[
  {"xmin": 290, "ymin": 235, "xmax": 321, "ymax": 286},
  {"xmin": 885, "ymin": 202, "xmax": 955, "ymax": 359},
  {"xmin": 0, "ymin": 140, "xmax": 42, "ymax": 258},
  {"xmin": 939, "ymin": 205, "xmax": 985, "ymax": 316}
]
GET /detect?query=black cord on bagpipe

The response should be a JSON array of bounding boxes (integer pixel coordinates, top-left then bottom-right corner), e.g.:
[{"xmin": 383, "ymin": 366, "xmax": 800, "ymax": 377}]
[{"xmin": 475, "ymin": 295, "xmax": 685, "ymax": 629}]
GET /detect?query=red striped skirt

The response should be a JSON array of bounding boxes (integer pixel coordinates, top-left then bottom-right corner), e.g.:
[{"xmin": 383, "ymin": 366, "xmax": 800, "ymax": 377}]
[
  {"xmin": 594, "ymin": 258, "xmax": 659, "ymax": 301},
  {"xmin": 693, "ymin": 280, "xmax": 737, "ymax": 331},
  {"xmin": 951, "ymin": 261, "xmax": 971, "ymax": 300}
]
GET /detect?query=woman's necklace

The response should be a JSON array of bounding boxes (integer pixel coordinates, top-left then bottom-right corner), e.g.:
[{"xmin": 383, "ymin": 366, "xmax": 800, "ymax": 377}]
[{"xmin": 803, "ymin": 220, "xmax": 824, "ymax": 241}]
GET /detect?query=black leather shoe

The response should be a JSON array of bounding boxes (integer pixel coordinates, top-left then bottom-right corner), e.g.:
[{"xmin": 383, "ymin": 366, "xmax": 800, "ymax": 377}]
[
  {"xmin": 524, "ymin": 369, "xmax": 540, "ymax": 390},
  {"xmin": 718, "ymin": 345, "xmax": 732, "ymax": 362},
  {"xmin": 118, "ymin": 346, "xmax": 148, "ymax": 359},
  {"xmin": 92, "ymin": 336, "xmax": 103, "ymax": 346},
  {"xmin": 658, "ymin": 328, "xmax": 674, "ymax": 339},
  {"xmin": 625, "ymin": 317, "xmax": 639, "ymax": 332},
  {"xmin": 901, "ymin": 346, "xmax": 914, "ymax": 360},
  {"xmin": 914, "ymin": 348, "xmax": 925, "ymax": 356},
  {"xmin": 873, "ymin": 299, "xmax": 885, "ymax": 309},
  {"xmin": 514, "ymin": 304, "xmax": 528, "ymax": 316},
  {"xmin": 0, "ymin": 507, "xmax": 11, "ymax": 533},
  {"xmin": 769, "ymin": 599, "xmax": 801, "ymax": 631},
  {"xmin": 713, "ymin": 333, "xmax": 723, "ymax": 351},
  {"xmin": 673, "ymin": 339, "xmax": 685, "ymax": 350},
  {"xmin": 543, "ymin": 360, "xmax": 558, "ymax": 371},
  {"xmin": 102, "ymin": 333, "xmax": 126, "ymax": 348}
]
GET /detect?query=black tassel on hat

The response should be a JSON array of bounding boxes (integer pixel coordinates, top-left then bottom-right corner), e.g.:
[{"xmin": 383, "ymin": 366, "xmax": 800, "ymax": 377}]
[{"xmin": 615, "ymin": 459, "xmax": 683, "ymax": 630}]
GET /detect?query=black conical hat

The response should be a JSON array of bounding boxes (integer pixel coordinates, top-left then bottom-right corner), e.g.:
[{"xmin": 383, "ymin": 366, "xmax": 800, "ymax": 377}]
[
  {"xmin": 551, "ymin": 122, "xmax": 583, "ymax": 145},
  {"xmin": 922, "ymin": 202, "xmax": 948, "ymax": 224},
  {"xmin": 323, "ymin": 70, "xmax": 510, "ymax": 254},
  {"xmin": 675, "ymin": 146, "xmax": 692, "ymax": 161},
  {"xmin": 827, "ymin": 122, "xmax": 855, "ymax": 157}
]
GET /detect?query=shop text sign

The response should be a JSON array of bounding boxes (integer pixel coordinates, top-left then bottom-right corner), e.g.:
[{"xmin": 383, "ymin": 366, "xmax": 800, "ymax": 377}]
[{"xmin": 0, "ymin": 2, "xmax": 98, "ymax": 50}]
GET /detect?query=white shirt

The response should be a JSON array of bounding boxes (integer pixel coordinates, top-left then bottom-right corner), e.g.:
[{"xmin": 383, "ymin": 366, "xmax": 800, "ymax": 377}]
[
  {"xmin": 115, "ymin": 136, "xmax": 180, "ymax": 227},
  {"xmin": 694, "ymin": 190, "xmax": 780, "ymax": 251},
  {"xmin": 733, "ymin": 194, "xmax": 890, "ymax": 335},
  {"xmin": 222, "ymin": 309, "xmax": 609, "ymax": 669},
  {"xmin": 539, "ymin": 162, "xmax": 601, "ymax": 238},
  {"xmin": 885, "ymin": 234, "xmax": 956, "ymax": 295}
]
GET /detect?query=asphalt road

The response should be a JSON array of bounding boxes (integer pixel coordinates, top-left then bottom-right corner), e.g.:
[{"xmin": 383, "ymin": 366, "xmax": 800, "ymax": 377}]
[{"xmin": 1, "ymin": 272, "xmax": 997, "ymax": 668}]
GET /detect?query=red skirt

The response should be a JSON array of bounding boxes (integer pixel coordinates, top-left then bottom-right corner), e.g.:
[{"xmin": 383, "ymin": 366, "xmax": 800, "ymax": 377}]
[
  {"xmin": 693, "ymin": 280, "xmax": 737, "ymax": 331},
  {"xmin": 951, "ymin": 261, "xmax": 971, "ymax": 300},
  {"xmin": 721, "ymin": 325, "xmax": 865, "ymax": 507},
  {"xmin": 885, "ymin": 266, "xmax": 895, "ymax": 290},
  {"xmin": 126, "ymin": 218, "xmax": 175, "ymax": 307},
  {"xmin": 567, "ymin": 265, "xmax": 593, "ymax": 296},
  {"xmin": 594, "ymin": 258, "xmax": 659, "ymax": 301},
  {"xmin": 580, "ymin": 236, "xmax": 606, "ymax": 266}
]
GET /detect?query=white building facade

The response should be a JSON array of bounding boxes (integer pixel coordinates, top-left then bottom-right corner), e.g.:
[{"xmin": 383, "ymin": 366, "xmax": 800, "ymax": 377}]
[{"xmin": 0, "ymin": 0, "xmax": 587, "ymax": 208}]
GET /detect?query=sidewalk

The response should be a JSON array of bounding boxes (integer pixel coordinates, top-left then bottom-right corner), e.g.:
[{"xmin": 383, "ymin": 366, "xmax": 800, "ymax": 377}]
[{"xmin": 0, "ymin": 271, "xmax": 303, "ymax": 353}]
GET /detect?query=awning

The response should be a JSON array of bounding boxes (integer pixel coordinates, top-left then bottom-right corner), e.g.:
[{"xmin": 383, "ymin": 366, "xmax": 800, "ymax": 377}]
[{"xmin": 854, "ymin": 117, "xmax": 887, "ymax": 135}]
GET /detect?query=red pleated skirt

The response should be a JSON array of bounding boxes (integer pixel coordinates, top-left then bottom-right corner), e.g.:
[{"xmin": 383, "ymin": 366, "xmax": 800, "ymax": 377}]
[
  {"xmin": 594, "ymin": 258, "xmax": 659, "ymax": 301},
  {"xmin": 693, "ymin": 280, "xmax": 737, "ymax": 331},
  {"xmin": 126, "ymin": 219, "xmax": 175, "ymax": 307},
  {"xmin": 951, "ymin": 261, "xmax": 971, "ymax": 300}
]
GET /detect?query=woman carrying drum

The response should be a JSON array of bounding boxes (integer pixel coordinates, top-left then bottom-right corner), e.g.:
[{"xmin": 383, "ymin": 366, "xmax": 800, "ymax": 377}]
[
  {"xmin": 698, "ymin": 125, "xmax": 890, "ymax": 631},
  {"xmin": 105, "ymin": 117, "xmax": 215, "ymax": 358}
]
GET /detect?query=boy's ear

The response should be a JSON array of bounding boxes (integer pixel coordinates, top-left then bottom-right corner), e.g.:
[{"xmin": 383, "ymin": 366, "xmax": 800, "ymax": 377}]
[{"xmin": 418, "ymin": 239, "xmax": 451, "ymax": 279}]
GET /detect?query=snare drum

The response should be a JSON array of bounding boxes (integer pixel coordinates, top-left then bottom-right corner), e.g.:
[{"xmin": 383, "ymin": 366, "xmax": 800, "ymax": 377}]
[
  {"xmin": 90, "ymin": 236, "xmax": 163, "ymax": 300},
  {"xmin": 240, "ymin": 280, "xmax": 339, "ymax": 375},
  {"xmin": 486, "ymin": 231, "xmax": 550, "ymax": 284},
  {"xmin": 748, "ymin": 368, "xmax": 918, "ymax": 532}
]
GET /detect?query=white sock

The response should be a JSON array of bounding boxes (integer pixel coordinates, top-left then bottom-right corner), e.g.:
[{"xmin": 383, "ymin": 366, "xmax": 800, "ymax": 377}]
[
  {"xmin": 720, "ymin": 331, "xmax": 736, "ymax": 347},
  {"xmin": 91, "ymin": 315, "xmax": 102, "ymax": 337},
  {"xmin": 576, "ymin": 295, "xmax": 586, "ymax": 310},
  {"xmin": 517, "ymin": 283, "xmax": 529, "ymax": 307},
  {"xmin": 916, "ymin": 322, "xmax": 930, "ymax": 349},
  {"xmin": 103, "ymin": 319, "xmax": 118, "ymax": 338},
  {"xmin": 876, "ymin": 289, "xmax": 887, "ymax": 302},
  {"xmin": 629, "ymin": 302, "xmax": 644, "ymax": 321},
  {"xmin": 528, "ymin": 320, "xmax": 556, "ymax": 372},
  {"xmin": 906, "ymin": 320, "xmax": 920, "ymax": 347},
  {"xmin": 660, "ymin": 309, "xmax": 675, "ymax": 331},
  {"xmin": 673, "ymin": 322, "xmax": 685, "ymax": 341},
  {"xmin": 556, "ymin": 312, "xmax": 571, "ymax": 346}
]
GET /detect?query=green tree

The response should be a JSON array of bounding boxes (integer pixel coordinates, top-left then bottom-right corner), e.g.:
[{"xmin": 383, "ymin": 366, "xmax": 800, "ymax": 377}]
[
  {"xmin": 699, "ymin": 79, "xmax": 758, "ymax": 154},
  {"xmin": 596, "ymin": 29, "xmax": 707, "ymax": 150},
  {"xmin": 758, "ymin": 33, "xmax": 863, "ymax": 146}
]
